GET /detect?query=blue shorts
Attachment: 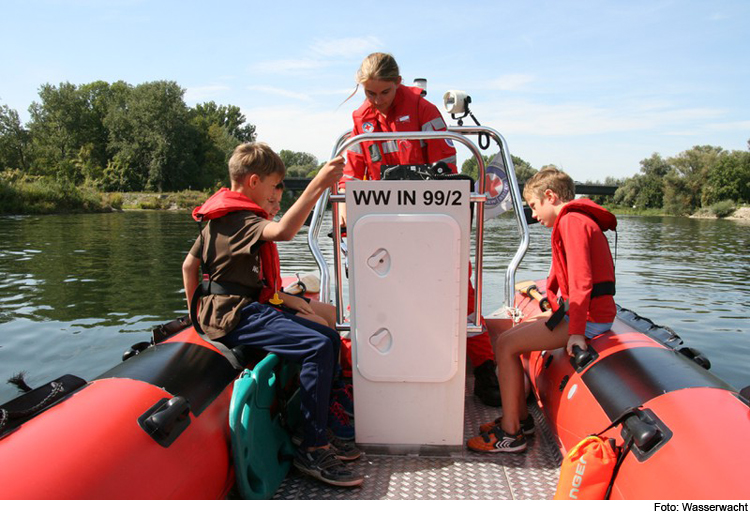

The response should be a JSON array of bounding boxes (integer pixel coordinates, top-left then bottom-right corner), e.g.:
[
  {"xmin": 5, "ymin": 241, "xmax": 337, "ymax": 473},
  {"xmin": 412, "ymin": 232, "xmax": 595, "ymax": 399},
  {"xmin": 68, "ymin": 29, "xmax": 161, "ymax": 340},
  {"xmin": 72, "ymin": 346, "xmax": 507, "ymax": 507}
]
[{"xmin": 564, "ymin": 315, "xmax": 613, "ymax": 339}]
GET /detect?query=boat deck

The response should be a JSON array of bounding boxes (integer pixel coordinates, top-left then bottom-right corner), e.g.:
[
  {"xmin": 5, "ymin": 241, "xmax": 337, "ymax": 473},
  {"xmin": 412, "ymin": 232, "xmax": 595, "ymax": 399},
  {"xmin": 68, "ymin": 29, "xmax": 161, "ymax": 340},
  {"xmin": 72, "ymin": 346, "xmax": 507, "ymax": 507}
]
[{"xmin": 273, "ymin": 371, "xmax": 563, "ymax": 500}]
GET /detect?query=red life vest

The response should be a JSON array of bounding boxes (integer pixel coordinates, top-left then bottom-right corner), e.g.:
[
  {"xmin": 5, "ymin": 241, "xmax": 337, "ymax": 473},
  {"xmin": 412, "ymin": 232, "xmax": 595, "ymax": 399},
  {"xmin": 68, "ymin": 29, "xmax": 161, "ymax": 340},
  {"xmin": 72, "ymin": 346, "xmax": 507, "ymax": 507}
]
[
  {"xmin": 340, "ymin": 85, "xmax": 457, "ymax": 188},
  {"xmin": 547, "ymin": 199, "xmax": 617, "ymax": 334},
  {"xmin": 192, "ymin": 188, "xmax": 281, "ymax": 304}
]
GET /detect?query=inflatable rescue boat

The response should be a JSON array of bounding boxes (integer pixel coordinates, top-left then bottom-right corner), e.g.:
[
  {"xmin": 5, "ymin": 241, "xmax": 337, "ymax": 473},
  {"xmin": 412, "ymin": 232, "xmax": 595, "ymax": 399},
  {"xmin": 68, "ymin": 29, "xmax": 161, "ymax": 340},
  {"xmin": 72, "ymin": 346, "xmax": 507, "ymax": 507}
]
[{"xmin": 1, "ymin": 115, "xmax": 748, "ymax": 500}]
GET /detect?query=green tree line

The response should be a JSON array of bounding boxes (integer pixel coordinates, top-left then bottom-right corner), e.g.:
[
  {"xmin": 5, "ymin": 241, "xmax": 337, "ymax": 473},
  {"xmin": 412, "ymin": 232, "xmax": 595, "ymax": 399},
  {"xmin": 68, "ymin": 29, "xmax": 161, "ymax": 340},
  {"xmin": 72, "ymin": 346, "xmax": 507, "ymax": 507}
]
[
  {"xmin": 1, "ymin": 80, "xmax": 257, "ymax": 192},
  {"xmin": 461, "ymin": 143, "xmax": 749, "ymax": 217},
  {"xmin": 3, "ymin": 80, "xmax": 747, "ymax": 217},
  {"xmin": 461, "ymin": 153, "xmax": 538, "ymax": 183},
  {"xmin": 589, "ymin": 142, "xmax": 750, "ymax": 216}
]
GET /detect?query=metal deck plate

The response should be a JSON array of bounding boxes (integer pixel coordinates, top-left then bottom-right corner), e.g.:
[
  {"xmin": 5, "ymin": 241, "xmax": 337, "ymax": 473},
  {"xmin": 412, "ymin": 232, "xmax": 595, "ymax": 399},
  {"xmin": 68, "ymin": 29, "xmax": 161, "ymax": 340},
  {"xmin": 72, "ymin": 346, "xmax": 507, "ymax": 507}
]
[{"xmin": 273, "ymin": 372, "xmax": 562, "ymax": 500}]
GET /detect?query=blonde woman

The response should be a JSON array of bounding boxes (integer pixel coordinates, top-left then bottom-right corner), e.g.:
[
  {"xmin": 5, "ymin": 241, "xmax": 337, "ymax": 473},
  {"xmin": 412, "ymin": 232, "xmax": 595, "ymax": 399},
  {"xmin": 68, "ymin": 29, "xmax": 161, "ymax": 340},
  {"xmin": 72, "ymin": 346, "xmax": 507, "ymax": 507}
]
[
  {"xmin": 338, "ymin": 53, "xmax": 501, "ymax": 408},
  {"xmin": 338, "ymin": 52, "xmax": 457, "ymax": 198}
]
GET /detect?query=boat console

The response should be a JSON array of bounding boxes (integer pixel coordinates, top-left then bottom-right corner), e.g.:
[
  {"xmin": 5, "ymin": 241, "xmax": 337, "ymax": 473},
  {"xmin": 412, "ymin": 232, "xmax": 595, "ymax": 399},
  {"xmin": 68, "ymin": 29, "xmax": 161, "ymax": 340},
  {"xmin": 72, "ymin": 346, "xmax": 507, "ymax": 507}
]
[{"xmin": 306, "ymin": 125, "xmax": 529, "ymax": 451}]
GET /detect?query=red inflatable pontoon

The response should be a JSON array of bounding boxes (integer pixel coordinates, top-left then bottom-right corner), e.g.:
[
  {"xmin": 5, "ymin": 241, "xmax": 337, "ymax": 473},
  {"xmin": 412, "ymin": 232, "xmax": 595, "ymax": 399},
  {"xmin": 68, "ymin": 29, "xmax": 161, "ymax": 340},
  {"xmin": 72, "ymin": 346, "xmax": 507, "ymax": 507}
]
[{"xmin": 517, "ymin": 280, "xmax": 750, "ymax": 500}]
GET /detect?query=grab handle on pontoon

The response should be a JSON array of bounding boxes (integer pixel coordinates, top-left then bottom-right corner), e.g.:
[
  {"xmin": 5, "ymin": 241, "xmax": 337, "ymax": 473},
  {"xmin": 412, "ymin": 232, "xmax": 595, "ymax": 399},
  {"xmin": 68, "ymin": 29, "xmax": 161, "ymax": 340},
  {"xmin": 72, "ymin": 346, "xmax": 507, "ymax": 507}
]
[
  {"xmin": 570, "ymin": 345, "xmax": 598, "ymax": 372},
  {"xmin": 623, "ymin": 413, "xmax": 662, "ymax": 453}
]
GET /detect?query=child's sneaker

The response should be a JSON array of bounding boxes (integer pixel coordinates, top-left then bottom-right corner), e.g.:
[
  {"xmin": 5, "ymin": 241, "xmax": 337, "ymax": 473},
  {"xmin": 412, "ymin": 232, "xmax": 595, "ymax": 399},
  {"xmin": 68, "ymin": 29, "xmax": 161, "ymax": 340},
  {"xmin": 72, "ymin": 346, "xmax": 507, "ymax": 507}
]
[
  {"xmin": 467, "ymin": 426, "xmax": 527, "ymax": 453},
  {"xmin": 327, "ymin": 428, "xmax": 361, "ymax": 461},
  {"xmin": 292, "ymin": 428, "xmax": 361, "ymax": 462},
  {"xmin": 293, "ymin": 447, "xmax": 363, "ymax": 487},
  {"xmin": 328, "ymin": 401, "xmax": 355, "ymax": 440},
  {"xmin": 479, "ymin": 414, "xmax": 535, "ymax": 436},
  {"xmin": 331, "ymin": 383, "xmax": 354, "ymax": 417}
]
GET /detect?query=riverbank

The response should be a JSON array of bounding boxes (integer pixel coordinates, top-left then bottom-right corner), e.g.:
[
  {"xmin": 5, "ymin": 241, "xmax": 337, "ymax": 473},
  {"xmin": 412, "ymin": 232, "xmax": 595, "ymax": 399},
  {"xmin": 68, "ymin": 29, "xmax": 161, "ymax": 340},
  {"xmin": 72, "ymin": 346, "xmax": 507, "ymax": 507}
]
[
  {"xmin": 2, "ymin": 176, "xmax": 747, "ymax": 220},
  {"xmin": 0, "ymin": 179, "xmax": 210, "ymax": 215},
  {"xmin": 607, "ymin": 204, "xmax": 750, "ymax": 221},
  {"xmin": 118, "ymin": 191, "xmax": 209, "ymax": 211},
  {"xmin": 690, "ymin": 206, "xmax": 750, "ymax": 221},
  {"xmin": 119, "ymin": 190, "xmax": 297, "ymax": 211}
]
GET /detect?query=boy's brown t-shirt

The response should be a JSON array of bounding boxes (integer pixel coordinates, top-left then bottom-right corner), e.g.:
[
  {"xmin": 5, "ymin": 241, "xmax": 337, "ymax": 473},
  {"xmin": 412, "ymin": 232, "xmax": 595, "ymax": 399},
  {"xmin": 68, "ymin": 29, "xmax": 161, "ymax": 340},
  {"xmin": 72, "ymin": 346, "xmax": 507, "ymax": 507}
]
[{"xmin": 189, "ymin": 211, "xmax": 270, "ymax": 340}]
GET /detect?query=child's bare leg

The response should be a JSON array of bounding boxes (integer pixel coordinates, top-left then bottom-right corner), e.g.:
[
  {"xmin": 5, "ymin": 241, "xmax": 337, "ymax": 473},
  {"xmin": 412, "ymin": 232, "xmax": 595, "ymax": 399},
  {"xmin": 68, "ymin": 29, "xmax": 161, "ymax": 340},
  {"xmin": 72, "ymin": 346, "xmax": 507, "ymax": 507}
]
[
  {"xmin": 495, "ymin": 315, "xmax": 568, "ymax": 433},
  {"xmin": 485, "ymin": 317, "xmax": 513, "ymax": 344},
  {"xmin": 309, "ymin": 299, "xmax": 337, "ymax": 329}
]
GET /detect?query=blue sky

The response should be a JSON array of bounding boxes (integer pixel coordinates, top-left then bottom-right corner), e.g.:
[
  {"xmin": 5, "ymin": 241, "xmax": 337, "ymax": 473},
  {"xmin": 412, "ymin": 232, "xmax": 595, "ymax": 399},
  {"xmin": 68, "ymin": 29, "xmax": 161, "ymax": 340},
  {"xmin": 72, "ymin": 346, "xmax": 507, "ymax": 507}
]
[{"xmin": 2, "ymin": 0, "xmax": 748, "ymax": 182}]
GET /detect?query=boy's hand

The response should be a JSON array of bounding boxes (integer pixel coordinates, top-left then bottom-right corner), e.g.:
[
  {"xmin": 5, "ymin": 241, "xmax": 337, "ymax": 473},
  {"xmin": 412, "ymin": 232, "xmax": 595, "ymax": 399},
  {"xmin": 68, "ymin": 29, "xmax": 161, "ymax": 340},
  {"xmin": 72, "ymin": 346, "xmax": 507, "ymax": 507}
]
[
  {"xmin": 314, "ymin": 156, "xmax": 345, "ymax": 189},
  {"xmin": 566, "ymin": 334, "xmax": 587, "ymax": 356}
]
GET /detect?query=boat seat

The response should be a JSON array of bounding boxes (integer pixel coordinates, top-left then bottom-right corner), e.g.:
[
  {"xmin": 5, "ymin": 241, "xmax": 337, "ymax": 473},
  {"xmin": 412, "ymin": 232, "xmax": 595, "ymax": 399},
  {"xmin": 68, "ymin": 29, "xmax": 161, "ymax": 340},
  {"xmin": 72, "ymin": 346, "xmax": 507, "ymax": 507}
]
[{"xmin": 229, "ymin": 353, "xmax": 301, "ymax": 499}]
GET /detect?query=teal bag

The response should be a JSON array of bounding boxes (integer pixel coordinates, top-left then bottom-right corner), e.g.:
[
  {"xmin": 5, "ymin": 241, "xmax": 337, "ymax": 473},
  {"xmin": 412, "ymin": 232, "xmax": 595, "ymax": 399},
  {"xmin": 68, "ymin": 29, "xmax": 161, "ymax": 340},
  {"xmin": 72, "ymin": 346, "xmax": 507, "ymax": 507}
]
[{"xmin": 229, "ymin": 354, "xmax": 300, "ymax": 499}]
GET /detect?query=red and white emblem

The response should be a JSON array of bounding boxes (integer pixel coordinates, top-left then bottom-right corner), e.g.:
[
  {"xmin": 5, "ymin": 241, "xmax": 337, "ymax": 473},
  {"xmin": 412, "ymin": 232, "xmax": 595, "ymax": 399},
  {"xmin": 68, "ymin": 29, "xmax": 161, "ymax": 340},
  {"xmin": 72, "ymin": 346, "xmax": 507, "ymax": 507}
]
[{"xmin": 484, "ymin": 171, "xmax": 505, "ymax": 198}]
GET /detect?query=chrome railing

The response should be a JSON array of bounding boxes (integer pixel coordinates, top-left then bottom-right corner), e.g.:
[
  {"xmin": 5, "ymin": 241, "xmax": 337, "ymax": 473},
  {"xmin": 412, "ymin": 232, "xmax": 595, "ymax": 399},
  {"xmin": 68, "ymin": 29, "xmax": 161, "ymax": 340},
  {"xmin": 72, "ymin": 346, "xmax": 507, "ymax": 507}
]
[
  {"xmin": 446, "ymin": 126, "xmax": 530, "ymax": 310},
  {"xmin": 306, "ymin": 126, "xmax": 529, "ymax": 331}
]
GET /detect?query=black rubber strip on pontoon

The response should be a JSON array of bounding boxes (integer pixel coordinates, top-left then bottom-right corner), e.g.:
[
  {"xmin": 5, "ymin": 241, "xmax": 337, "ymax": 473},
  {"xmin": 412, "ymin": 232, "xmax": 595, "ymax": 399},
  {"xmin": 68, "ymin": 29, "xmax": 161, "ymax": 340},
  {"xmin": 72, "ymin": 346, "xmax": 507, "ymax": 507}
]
[
  {"xmin": 581, "ymin": 346, "xmax": 734, "ymax": 422},
  {"xmin": 96, "ymin": 341, "xmax": 237, "ymax": 417}
]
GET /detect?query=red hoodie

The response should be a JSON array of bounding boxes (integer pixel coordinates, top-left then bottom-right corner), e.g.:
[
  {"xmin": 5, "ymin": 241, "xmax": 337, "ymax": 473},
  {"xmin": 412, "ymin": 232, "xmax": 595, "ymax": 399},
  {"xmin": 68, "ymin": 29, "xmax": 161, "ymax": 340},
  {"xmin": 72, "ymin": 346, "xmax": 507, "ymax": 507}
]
[
  {"xmin": 192, "ymin": 188, "xmax": 281, "ymax": 304},
  {"xmin": 547, "ymin": 199, "xmax": 617, "ymax": 335}
]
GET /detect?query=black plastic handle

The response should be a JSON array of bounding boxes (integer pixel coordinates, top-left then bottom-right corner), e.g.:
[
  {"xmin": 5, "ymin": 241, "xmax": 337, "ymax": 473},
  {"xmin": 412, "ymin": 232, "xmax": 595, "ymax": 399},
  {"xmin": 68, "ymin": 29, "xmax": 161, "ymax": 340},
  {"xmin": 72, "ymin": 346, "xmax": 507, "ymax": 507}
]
[
  {"xmin": 138, "ymin": 396, "xmax": 191, "ymax": 447},
  {"xmin": 570, "ymin": 345, "xmax": 598, "ymax": 372},
  {"xmin": 623, "ymin": 413, "xmax": 662, "ymax": 452}
]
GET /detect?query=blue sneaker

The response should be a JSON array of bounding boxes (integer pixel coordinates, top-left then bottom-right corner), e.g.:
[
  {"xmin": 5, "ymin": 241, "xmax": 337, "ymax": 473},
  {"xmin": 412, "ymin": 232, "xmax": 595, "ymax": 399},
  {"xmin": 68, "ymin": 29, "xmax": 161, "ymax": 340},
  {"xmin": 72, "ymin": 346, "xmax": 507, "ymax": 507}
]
[
  {"xmin": 328, "ymin": 401, "xmax": 355, "ymax": 440},
  {"xmin": 331, "ymin": 383, "xmax": 354, "ymax": 417}
]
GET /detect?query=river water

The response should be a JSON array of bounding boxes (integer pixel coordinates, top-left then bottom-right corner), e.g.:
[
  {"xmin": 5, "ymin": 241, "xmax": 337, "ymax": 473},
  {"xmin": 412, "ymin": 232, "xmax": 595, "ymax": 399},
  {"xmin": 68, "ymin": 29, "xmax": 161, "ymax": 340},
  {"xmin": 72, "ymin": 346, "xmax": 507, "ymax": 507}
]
[{"xmin": 1, "ymin": 210, "xmax": 748, "ymax": 405}]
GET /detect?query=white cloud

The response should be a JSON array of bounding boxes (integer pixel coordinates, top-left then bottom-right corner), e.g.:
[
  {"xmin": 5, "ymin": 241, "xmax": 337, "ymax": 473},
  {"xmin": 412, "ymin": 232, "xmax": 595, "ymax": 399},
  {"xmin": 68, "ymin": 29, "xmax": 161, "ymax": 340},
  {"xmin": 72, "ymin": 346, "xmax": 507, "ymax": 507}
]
[
  {"xmin": 309, "ymin": 36, "xmax": 384, "ymax": 58},
  {"xmin": 246, "ymin": 85, "xmax": 313, "ymax": 102},
  {"xmin": 479, "ymin": 99, "xmax": 640, "ymax": 136},
  {"xmin": 487, "ymin": 74, "xmax": 535, "ymax": 92},
  {"xmin": 705, "ymin": 120, "xmax": 750, "ymax": 132},
  {"xmin": 184, "ymin": 84, "xmax": 230, "ymax": 103},
  {"xmin": 475, "ymin": 96, "xmax": 730, "ymax": 137},
  {"xmin": 665, "ymin": 119, "xmax": 750, "ymax": 137},
  {"xmin": 252, "ymin": 59, "xmax": 328, "ymax": 75},
  {"xmin": 243, "ymin": 103, "xmax": 354, "ymax": 162},
  {"xmin": 250, "ymin": 36, "xmax": 384, "ymax": 78}
]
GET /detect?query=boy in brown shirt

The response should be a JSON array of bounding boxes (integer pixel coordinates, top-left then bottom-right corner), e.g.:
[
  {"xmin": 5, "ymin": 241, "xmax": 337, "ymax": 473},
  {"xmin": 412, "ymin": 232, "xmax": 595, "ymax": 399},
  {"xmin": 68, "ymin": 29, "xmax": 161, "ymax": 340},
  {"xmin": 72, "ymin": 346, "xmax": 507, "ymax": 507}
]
[{"xmin": 182, "ymin": 142, "xmax": 361, "ymax": 487}]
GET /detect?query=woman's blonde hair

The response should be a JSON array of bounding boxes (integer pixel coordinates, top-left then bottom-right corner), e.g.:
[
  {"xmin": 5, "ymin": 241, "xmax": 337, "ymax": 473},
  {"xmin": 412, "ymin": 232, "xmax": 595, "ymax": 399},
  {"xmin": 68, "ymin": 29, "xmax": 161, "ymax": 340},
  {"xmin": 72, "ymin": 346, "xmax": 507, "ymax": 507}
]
[
  {"xmin": 356, "ymin": 52, "xmax": 400, "ymax": 84},
  {"xmin": 341, "ymin": 52, "xmax": 401, "ymax": 106}
]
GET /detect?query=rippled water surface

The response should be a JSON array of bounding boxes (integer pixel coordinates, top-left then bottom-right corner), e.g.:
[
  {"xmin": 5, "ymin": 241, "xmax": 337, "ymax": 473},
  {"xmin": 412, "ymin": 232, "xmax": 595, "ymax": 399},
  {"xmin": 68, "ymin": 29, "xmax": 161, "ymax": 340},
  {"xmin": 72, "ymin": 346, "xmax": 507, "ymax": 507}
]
[{"xmin": 1, "ymin": 211, "xmax": 748, "ymax": 404}]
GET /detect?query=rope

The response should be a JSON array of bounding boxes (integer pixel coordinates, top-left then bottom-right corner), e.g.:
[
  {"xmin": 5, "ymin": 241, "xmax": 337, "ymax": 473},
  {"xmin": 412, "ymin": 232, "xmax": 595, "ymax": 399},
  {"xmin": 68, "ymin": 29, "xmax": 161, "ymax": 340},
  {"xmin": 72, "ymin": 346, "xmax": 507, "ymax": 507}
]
[{"xmin": 0, "ymin": 381, "xmax": 65, "ymax": 433}]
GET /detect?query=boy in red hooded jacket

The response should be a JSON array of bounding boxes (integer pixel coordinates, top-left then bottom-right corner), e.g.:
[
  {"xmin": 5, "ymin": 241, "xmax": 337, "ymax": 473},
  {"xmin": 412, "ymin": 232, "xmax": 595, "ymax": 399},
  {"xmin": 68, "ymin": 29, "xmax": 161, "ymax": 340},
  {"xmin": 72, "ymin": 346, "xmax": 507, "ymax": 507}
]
[
  {"xmin": 468, "ymin": 167, "xmax": 617, "ymax": 453},
  {"xmin": 182, "ymin": 142, "xmax": 362, "ymax": 486}
]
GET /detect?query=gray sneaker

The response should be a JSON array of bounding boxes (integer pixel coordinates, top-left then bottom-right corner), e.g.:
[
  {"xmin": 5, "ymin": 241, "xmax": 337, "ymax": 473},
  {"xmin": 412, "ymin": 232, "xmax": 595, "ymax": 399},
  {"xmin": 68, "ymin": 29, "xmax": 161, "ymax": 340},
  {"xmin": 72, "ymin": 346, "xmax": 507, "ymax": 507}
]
[
  {"xmin": 292, "ymin": 428, "xmax": 362, "ymax": 462},
  {"xmin": 327, "ymin": 428, "xmax": 361, "ymax": 461},
  {"xmin": 293, "ymin": 447, "xmax": 363, "ymax": 487}
]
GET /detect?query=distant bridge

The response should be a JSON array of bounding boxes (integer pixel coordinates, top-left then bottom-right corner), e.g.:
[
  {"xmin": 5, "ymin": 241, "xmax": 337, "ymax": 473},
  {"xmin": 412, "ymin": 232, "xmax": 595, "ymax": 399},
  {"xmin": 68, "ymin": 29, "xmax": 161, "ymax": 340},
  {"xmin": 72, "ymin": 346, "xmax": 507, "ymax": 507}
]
[
  {"xmin": 284, "ymin": 179, "xmax": 618, "ymax": 196},
  {"xmin": 572, "ymin": 184, "xmax": 618, "ymax": 196}
]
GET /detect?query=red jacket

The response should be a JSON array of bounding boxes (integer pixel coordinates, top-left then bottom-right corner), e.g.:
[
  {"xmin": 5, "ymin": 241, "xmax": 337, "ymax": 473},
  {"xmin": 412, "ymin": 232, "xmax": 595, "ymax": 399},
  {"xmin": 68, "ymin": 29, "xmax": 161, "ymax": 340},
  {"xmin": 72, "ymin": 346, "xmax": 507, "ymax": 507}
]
[
  {"xmin": 340, "ymin": 85, "xmax": 457, "ymax": 188},
  {"xmin": 547, "ymin": 199, "xmax": 617, "ymax": 335},
  {"xmin": 192, "ymin": 188, "xmax": 281, "ymax": 304}
]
